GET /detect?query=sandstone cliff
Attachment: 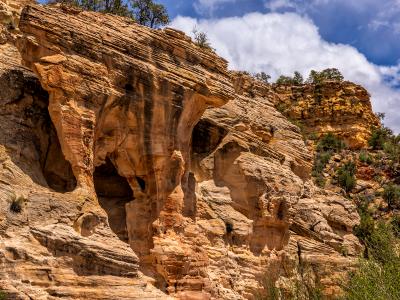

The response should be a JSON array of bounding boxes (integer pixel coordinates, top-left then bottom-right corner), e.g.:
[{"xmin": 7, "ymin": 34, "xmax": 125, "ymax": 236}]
[
  {"xmin": 273, "ymin": 82, "xmax": 380, "ymax": 149},
  {"xmin": 0, "ymin": 2, "xmax": 378, "ymax": 299}
]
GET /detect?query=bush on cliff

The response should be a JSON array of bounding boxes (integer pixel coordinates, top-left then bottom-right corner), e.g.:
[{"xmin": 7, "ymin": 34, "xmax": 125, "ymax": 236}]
[
  {"xmin": 368, "ymin": 126, "xmax": 392, "ymax": 150},
  {"xmin": 337, "ymin": 161, "xmax": 357, "ymax": 193},
  {"xmin": 306, "ymin": 68, "xmax": 344, "ymax": 84},
  {"xmin": 312, "ymin": 133, "xmax": 345, "ymax": 187},
  {"xmin": 383, "ymin": 183, "xmax": 400, "ymax": 210},
  {"xmin": 192, "ymin": 28, "xmax": 214, "ymax": 50},
  {"xmin": 345, "ymin": 217, "xmax": 400, "ymax": 300},
  {"xmin": 275, "ymin": 71, "xmax": 304, "ymax": 85},
  {"xmin": 254, "ymin": 71, "xmax": 271, "ymax": 83},
  {"xmin": 48, "ymin": 0, "xmax": 170, "ymax": 28}
]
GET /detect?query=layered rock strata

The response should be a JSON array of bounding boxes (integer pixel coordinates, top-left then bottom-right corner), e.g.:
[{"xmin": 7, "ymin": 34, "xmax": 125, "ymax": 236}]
[
  {"xmin": 273, "ymin": 82, "xmax": 380, "ymax": 149},
  {"xmin": 0, "ymin": 2, "xmax": 377, "ymax": 299}
]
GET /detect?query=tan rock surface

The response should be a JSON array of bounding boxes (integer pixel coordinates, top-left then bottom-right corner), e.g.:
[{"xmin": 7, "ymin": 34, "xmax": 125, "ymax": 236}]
[
  {"xmin": 273, "ymin": 81, "xmax": 380, "ymax": 149},
  {"xmin": 0, "ymin": 2, "xmax": 374, "ymax": 299}
]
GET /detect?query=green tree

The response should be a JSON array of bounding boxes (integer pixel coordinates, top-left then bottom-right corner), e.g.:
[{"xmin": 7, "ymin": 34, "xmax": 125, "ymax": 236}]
[
  {"xmin": 275, "ymin": 71, "xmax": 303, "ymax": 85},
  {"xmin": 48, "ymin": 0, "xmax": 132, "ymax": 16},
  {"xmin": 254, "ymin": 71, "xmax": 271, "ymax": 83},
  {"xmin": 306, "ymin": 68, "xmax": 344, "ymax": 84},
  {"xmin": 131, "ymin": 0, "xmax": 169, "ymax": 28},
  {"xmin": 292, "ymin": 71, "xmax": 304, "ymax": 85},
  {"xmin": 275, "ymin": 75, "xmax": 293, "ymax": 85}
]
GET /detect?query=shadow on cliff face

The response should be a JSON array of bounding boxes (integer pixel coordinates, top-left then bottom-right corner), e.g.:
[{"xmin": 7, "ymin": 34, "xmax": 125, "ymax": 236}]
[
  {"xmin": 94, "ymin": 157, "xmax": 133, "ymax": 243},
  {"xmin": 1, "ymin": 68, "xmax": 77, "ymax": 192}
]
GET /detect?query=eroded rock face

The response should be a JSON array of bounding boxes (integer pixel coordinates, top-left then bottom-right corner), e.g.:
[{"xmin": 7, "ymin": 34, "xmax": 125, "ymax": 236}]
[
  {"xmin": 0, "ymin": 2, "xmax": 372, "ymax": 299},
  {"xmin": 190, "ymin": 73, "xmax": 361, "ymax": 298},
  {"xmin": 17, "ymin": 4, "xmax": 234, "ymax": 263},
  {"xmin": 273, "ymin": 81, "xmax": 380, "ymax": 149}
]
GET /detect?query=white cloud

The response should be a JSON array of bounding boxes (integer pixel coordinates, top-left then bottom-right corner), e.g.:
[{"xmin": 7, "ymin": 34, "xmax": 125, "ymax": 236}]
[{"xmin": 170, "ymin": 12, "xmax": 400, "ymax": 133}]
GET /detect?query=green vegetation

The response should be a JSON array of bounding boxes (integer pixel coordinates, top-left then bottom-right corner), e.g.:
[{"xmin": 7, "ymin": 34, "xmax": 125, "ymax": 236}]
[
  {"xmin": 344, "ymin": 201, "xmax": 400, "ymax": 300},
  {"xmin": 306, "ymin": 68, "xmax": 344, "ymax": 84},
  {"xmin": 254, "ymin": 71, "xmax": 271, "ymax": 83},
  {"xmin": 383, "ymin": 183, "xmax": 400, "ymax": 210},
  {"xmin": 312, "ymin": 133, "xmax": 345, "ymax": 187},
  {"xmin": 368, "ymin": 120, "xmax": 400, "ymax": 178},
  {"xmin": 368, "ymin": 126, "xmax": 393, "ymax": 150},
  {"xmin": 0, "ymin": 291, "xmax": 5, "ymax": 300},
  {"xmin": 192, "ymin": 28, "xmax": 213, "ymax": 50},
  {"xmin": 359, "ymin": 150, "xmax": 373, "ymax": 164},
  {"xmin": 337, "ymin": 161, "xmax": 357, "ymax": 193},
  {"xmin": 132, "ymin": 0, "xmax": 169, "ymax": 28},
  {"xmin": 316, "ymin": 133, "xmax": 345, "ymax": 152},
  {"xmin": 275, "ymin": 71, "xmax": 304, "ymax": 85},
  {"xmin": 48, "ymin": 0, "xmax": 169, "ymax": 27},
  {"xmin": 10, "ymin": 194, "xmax": 25, "ymax": 213},
  {"xmin": 255, "ymin": 272, "xmax": 323, "ymax": 300}
]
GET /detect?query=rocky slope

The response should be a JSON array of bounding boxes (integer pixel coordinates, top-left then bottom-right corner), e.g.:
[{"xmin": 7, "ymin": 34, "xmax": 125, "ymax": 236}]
[{"xmin": 0, "ymin": 2, "xmax": 378, "ymax": 299}]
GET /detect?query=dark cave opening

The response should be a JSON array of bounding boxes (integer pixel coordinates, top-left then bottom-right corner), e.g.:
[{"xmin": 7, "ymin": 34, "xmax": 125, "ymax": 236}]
[
  {"xmin": 191, "ymin": 119, "xmax": 228, "ymax": 156},
  {"xmin": 24, "ymin": 71, "xmax": 77, "ymax": 193},
  {"xmin": 94, "ymin": 157, "xmax": 133, "ymax": 243},
  {"xmin": 41, "ymin": 126, "xmax": 77, "ymax": 192}
]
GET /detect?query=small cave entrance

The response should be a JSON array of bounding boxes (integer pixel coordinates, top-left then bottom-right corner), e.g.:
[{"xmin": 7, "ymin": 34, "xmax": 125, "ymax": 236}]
[
  {"xmin": 191, "ymin": 119, "xmax": 228, "ymax": 156},
  {"xmin": 93, "ymin": 157, "xmax": 133, "ymax": 243},
  {"xmin": 25, "ymin": 72, "xmax": 77, "ymax": 193},
  {"xmin": 41, "ymin": 126, "xmax": 77, "ymax": 192},
  {"xmin": 190, "ymin": 118, "xmax": 228, "ymax": 181}
]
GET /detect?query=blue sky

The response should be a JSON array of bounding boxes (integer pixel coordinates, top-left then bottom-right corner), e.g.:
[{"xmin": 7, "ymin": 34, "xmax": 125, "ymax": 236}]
[
  {"xmin": 162, "ymin": 0, "xmax": 400, "ymax": 66},
  {"xmin": 162, "ymin": 0, "xmax": 400, "ymax": 132}
]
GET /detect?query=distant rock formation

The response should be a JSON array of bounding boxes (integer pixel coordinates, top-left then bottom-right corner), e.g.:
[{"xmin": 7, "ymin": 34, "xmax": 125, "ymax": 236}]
[{"xmin": 273, "ymin": 81, "xmax": 380, "ymax": 149}]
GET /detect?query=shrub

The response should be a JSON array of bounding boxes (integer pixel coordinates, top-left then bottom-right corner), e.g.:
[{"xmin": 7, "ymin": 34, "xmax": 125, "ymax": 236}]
[
  {"xmin": 337, "ymin": 161, "xmax": 357, "ymax": 192},
  {"xmin": 48, "ymin": 0, "xmax": 170, "ymax": 27},
  {"xmin": 255, "ymin": 274, "xmax": 323, "ymax": 300},
  {"xmin": 344, "ymin": 200, "xmax": 400, "ymax": 300},
  {"xmin": 0, "ymin": 291, "xmax": 5, "ymax": 300},
  {"xmin": 276, "ymin": 75, "xmax": 293, "ymax": 85},
  {"xmin": 10, "ymin": 195, "xmax": 25, "ymax": 213},
  {"xmin": 392, "ymin": 215, "xmax": 400, "ymax": 237},
  {"xmin": 192, "ymin": 28, "xmax": 213, "ymax": 50},
  {"xmin": 316, "ymin": 133, "xmax": 345, "ymax": 152},
  {"xmin": 383, "ymin": 183, "xmax": 400, "ymax": 210},
  {"xmin": 306, "ymin": 68, "xmax": 344, "ymax": 84},
  {"xmin": 254, "ymin": 72, "xmax": 271, "ymax": 83},
  {"xmin": 292, "ymin": 71, "xmax": 304, "ymax": 85},
  {"xmin": 359, "ymin": 151, "xmax": 373, "ymax": 165},
  {"xmin": 275, "ymin": 71, "xmax": 303, "ymax": 85},
  {"xmin": 354, "ymin": 201, "xmax": 374, "ymax": 244},
  {"xmin": 312, "ymin": 134, "xmax": 345, "ymax": 188},
  {"xmin": 368, "ymin": 126, "xmax": 392, "ymax": 150},
  {"xmin": 342, "ymin": 258, "xmax": 400, "ymax": 300},
  {"xmin": 49, "ymin": 0, "xmax": 132, "ymax": 17}
]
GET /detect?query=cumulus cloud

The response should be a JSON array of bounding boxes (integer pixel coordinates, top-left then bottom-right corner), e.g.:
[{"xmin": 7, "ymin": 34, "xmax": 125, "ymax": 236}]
[{"xmin": 170, "ymin": 12, "xmax": 400, "ymax": 133}]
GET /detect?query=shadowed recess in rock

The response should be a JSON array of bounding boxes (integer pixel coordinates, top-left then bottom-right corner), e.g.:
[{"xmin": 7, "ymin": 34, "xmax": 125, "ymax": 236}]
[
  {"xmin": 1, "ymin": 66, "xmax": 77, "ymax": 192},
  {"xmin": 32, "ymin": 78, "xmax": 77, "ymax": 193},
  {"xmin": 94, "ymin": 157, "xmax": 133, "ymax": 243}
]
